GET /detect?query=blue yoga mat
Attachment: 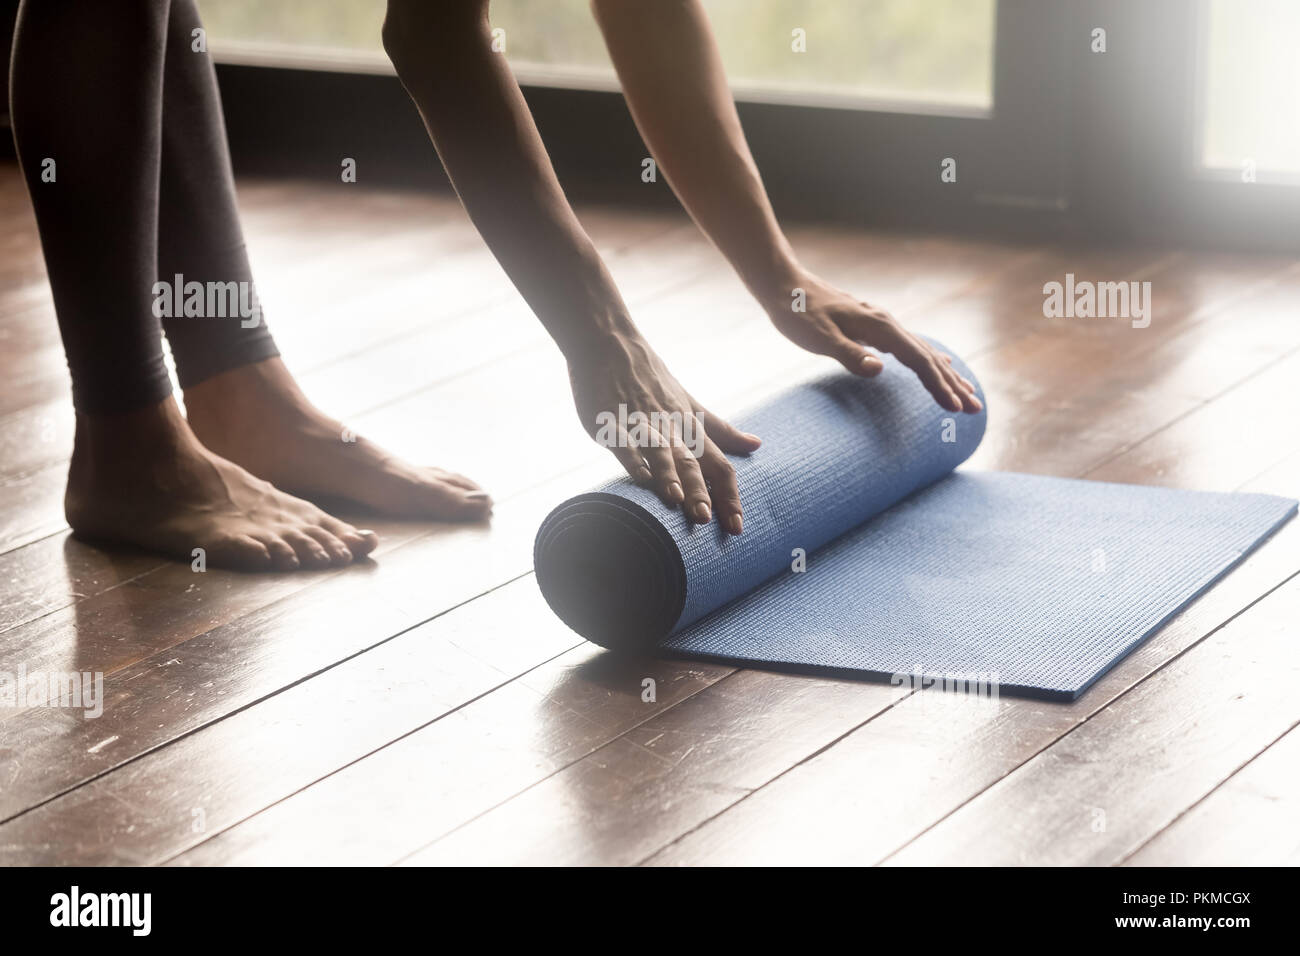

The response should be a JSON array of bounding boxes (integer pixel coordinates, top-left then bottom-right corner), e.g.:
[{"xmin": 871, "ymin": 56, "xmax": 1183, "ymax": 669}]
[{"xmin": 534, "ymin": 347, "xmax": 1296, "ymax": 700}]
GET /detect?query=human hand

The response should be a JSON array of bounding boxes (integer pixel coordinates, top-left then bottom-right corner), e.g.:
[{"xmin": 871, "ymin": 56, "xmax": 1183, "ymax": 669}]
[
  {"xmin": 764, "ymin": 270, "xmax": 982, "ymax": 414},
  {"xmin": 568, "ymin": 330, "xmax": 761, "ymax": 534}
]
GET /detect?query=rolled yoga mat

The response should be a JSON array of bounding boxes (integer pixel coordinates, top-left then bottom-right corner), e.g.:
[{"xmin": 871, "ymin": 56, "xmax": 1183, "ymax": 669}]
[{"xmin": 534, "ymin": 345, "xmax": 1297, "ymax": 700}]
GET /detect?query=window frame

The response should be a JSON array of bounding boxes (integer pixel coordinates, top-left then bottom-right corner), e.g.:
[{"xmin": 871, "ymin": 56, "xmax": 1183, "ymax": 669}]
[
  {"xmin": 1065, "ymin": 0, "xmax": 1299, "ymax": 251},
  {"xmin": 202, "ymin": 0, "xmax": 1298, "ymax": 252}
]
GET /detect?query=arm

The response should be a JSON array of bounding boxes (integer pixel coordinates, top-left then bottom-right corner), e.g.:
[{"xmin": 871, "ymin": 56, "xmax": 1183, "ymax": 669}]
[
  {"xmin": 382, "ymin": 0, "xmax": 761, "ymax": 533},
  {"xmin": 591, "ymin": 0, "xmax": 980, "ymax": 414}
]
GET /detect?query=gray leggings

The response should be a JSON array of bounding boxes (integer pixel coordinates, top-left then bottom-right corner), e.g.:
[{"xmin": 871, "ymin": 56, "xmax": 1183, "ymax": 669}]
[{"xmin": 10, "ymin": 0, "xmax": 279, "ymax": 413}]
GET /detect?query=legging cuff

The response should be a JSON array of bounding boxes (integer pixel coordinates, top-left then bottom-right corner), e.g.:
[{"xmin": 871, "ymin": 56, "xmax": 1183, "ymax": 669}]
[
  {"xmin": 70, "ymin": 355, "xmax": 174, "ymax": 415},
  {"xmin": 173, "ymin": 331, "xmax": 281, "ymax": 390}
]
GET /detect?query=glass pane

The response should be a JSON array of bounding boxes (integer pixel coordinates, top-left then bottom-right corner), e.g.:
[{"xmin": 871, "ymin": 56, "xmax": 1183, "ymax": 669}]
[
  {"xmin": 687, "ymin": 0, "xmax": 994, "ymax": 108},
  {"xmin": 198, "ymin": 0, "xmax": 995, "ymax": 111},
  {"xmin": 1201, "ymin": 0, "xmax": 1300, "ymax": 179},
  {"xmin": 198, "ymin": 0, "xmax": 386, "ymax": 57}
]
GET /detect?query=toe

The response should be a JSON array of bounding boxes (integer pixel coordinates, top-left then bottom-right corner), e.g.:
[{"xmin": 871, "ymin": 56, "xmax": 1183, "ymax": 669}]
[
  {"xmin": 253, "ymin": 533, "xmax": 302, "ymax": 572},
  {"xmin": 430, "ymin": 468, "xmax": 485, "ymax": 492},
  {"xmin": 320, "ymin": 515, "xmax": 378, "ymax": 559},
  {"xmin": 206, "ymin": 533, "xmax": 276, "ymax": 572},
  {"xmin": 279, "ymin": 528, "xmax": 334, "ymax": 569},
  {"xmin": 419, "ymin": 480, "xmax": 493, "ymax": 521},
  {"xmin": 303, "ymin": 525, "xmax": 354, "ymax": 567},
  {"xmin": 348, "ymin": 528, "xmax": 379, "ymax": 556}
]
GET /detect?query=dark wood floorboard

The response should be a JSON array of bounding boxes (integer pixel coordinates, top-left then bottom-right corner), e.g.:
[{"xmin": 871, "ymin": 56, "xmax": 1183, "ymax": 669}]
[{"xmin": 0, "ymin": 162, "xmax": 1295, "ymax": 865}]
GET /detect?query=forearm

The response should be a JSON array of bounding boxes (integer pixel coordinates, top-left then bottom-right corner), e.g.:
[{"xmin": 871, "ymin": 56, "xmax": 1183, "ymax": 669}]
[
  {"xmin": 382, "ymin": 0, "xmax": 635, "ymax": 360},
  {"xmin": 592, "ymin": 0, "xmax": 801, "ymax": 306}
]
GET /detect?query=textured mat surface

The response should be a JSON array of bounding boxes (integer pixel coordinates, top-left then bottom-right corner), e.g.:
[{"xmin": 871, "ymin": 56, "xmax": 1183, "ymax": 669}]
[{"xmin": 534, "ymin": 348, "xmax": 1297, "ymax": 700}]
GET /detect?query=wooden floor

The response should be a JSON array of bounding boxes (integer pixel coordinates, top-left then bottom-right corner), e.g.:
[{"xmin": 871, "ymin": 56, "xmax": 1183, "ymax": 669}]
[{"xmin": 1, "ymin": 160, "xmax": 1298, "ymax": 866}]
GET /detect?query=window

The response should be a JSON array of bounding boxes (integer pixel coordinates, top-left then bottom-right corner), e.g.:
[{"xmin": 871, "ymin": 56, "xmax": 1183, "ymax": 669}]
[
  {"xmin": 1200, "ymin": 0, "xmax": 1300, "ymax": 182},
  {"xmin": 199, "ymin": 0, "xmax": 995, "ymax": 112}
]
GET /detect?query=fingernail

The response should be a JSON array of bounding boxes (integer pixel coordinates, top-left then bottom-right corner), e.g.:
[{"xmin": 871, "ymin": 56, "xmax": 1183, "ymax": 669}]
[
  {"xmin": 357, "ymin": 529, "xmax": 377, "ymax": 538},
  {"xmin": 693, "ymin": 502, "xmax": 711, "ymax": 523},
  {"xmin": 860, "ymin": 354, "xmax": 881, "ymax": 371},
  {"xmin": 729, "ymin": 514, "xmax": 743, "ymax": 535},
  {"xmin": 466, "ymin": 491, "xmax": 492, "ymax": 501},
  {"xmin": 743, "ymin": 432, "xmax": 761, "ymax": 444},
  {"xmin": 668, "ymin": 482, "xmax": 684, "ymax": 503},
  {"xmin": 637, "ymin": 466, "xmax": 653, "ymax": 482}
]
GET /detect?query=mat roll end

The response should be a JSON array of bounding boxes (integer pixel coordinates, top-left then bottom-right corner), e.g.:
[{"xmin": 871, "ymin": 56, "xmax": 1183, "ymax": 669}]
[{"xmin": 534, "ymin": 492, "xmax": 687, "ymax": 652}]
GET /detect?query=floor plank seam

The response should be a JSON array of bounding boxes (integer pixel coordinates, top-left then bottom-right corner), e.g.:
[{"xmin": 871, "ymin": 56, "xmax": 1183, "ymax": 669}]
[
  {"xmin": 6, "ymin": 170, "xmax": 1298, "ymax": 867},
  {"xmin": 872, "ymin": 564, "xmax": 1300, "ymax": 867},
  {"xmin": 385, "ymin": 664, "xmax": 755, "ymax": 867},
  {"xmin": 0, "ymin": 569, "xmax": 537, "ymax": 829},
  {"xmin": 1079, "ymin": 342, "xmax": 1300, "ymax": 481},
  {"xmin": 0, "ymin": 454, "xmax": 605, "ymax": 700},
  {"xmin": 0, "ymin": 554, "xmax": 170, "ymax": 642},
  {"xmin": 1114, "ymin": 717, "xmax": 1300, "ymax": 866},
  {"xmin": 155, "ymin": 637, "xmax": 590, "ymax": 868},
  {"xmin": 630, "ymin": 681, "xmax": 926, "ymax": 866}
]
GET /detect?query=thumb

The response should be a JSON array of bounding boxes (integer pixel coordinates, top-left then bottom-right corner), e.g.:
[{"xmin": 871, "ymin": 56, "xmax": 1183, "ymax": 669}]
[{"xmin": 819, "ymin": 329, "xmax": 884, "ymax": 377}]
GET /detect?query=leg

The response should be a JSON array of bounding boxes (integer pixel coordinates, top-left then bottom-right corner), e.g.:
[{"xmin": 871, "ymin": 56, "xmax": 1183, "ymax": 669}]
[
  {"xmin": 155, "ymin": 0, "xmax": 278, "ymax": 383},
  {"xmin": 162, "ymin": 0, "xmax": 492, "ymax": 521},
  {"xmin": 9, "ymin": 0, "xmax": 376, "ymax": 570},
  {"xmin": 10, "ymin": 0, "xmax": 172, "ymax": 413}
]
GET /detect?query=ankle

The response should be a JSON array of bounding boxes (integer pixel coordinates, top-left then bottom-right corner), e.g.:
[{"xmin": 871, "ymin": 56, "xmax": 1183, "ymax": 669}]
[
  {"xmin": 66, "ymin": 399, "xmax": 201, "ymax": 526},
  {"xmin": 73, "ymin": 397, "xmax": 195, "ymax": 457},
  {"xmin": 185, "ymin": 358, "xmax": 306, "ymax": 424}
]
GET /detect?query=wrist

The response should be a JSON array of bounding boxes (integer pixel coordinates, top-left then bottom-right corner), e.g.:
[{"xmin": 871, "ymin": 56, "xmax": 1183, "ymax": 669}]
[
  {"xmin": 557, "ymin": 309, "xmax": 647, "ymax": 369},
  {"xmin": 743, "ymin": 257, "xmax": 810, "ymax": 316}
]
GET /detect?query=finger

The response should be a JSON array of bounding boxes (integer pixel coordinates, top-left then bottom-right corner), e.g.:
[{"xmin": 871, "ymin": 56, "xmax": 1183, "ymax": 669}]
[
  {"xmin": 672, "ymin": 440, "xmax": 712, "ymax": 524},
  {"xmin": 935, "ymin": 351, "xmax": 978, "ymax": 395},
  {"xmin": 610, "ymin": 438, "xmax": 653, "ymax": 485},
  {"xmin": 700, "ymin": 444, "xmax": 743, "ymax": 535},
  {"xmin": 932, "ymin": 351, "xmax": 982, "ymax": 412},
  {"xmin": 640, "ymin": 430, "xmax": 683, "ymax": 506},
  {"xmin": 897, "ymin": 339, "xmax": 962, "ymax": 412},
  {"xmin": 692, "ymin": 407, "xmax": 760, "ymax": 456},
  {"xmin": 937, "ymin": 359, "xmax": 982, "ymax": 413}
]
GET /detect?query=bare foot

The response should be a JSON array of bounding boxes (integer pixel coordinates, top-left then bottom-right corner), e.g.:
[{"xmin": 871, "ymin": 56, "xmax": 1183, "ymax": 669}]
[
  {"xmin": 183, "ymin": 358, "xmax": 492, "ymax": 521},
  {"xmin": 65, "ymin": 398, "xmax": 378, "ymax": 572}
]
